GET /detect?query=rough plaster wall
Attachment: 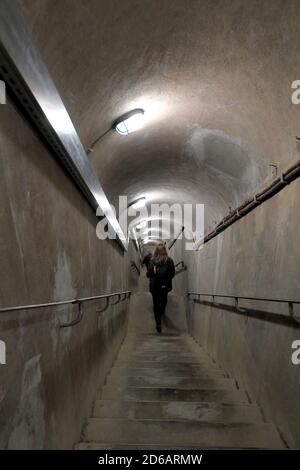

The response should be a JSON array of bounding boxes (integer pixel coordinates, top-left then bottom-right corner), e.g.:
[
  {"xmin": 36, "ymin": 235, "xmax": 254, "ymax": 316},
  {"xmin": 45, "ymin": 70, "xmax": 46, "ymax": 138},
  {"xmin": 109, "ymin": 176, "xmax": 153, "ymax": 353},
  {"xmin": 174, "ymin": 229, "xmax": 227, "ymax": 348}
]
[
  {"xmin": 0, "ymin": 100, "xmax": 131, "ymax": 449},
  {"xmin": 19, "ymin": 0, "xmax": 300, "ymax": 233},
  {"xmin": 127, "ymin": 237, "xmax": 140, "ymax": 294},
  {"xmin": 185, "ymin": 180, "xmax": 300, "ymax": 447},
  {"xmin": 169, "ymin": 236, "xmax": 187, "ymax": 294}
]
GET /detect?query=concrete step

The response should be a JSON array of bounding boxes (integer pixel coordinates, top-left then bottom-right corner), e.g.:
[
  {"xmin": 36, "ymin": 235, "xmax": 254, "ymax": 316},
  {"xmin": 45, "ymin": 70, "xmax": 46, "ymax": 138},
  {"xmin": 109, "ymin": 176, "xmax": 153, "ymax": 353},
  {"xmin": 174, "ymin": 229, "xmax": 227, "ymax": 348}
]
[
  {"xmin": 100, "ymin": 386, "xmax": 248, "ymax": 404},
  {"xmin": 122, "ymin": 345, "xmax": 196, "ymax": 350},
  {"xmin": 120, "ymin": 345, "xmax": 212, "ymax": 359},
  {"xmin": 105, "ymin": 376, "xmax": 236, "ymax": 390},
  {"xmin": 125, "ymin": 334, "xmax": 189, "ymax": 340},
  {"xmin": 83, "ymin": 418, "xmax": 283, "ymax": 448},
  {"xmin": 114, "ymin": 359, "xmax": 215, "ymax": 368},
  {"xmin": 123, "ymin": 340, "xmax": 189, "ymax": 347},
  {"xmin": 116, "ymin": 348, "xmax": 214, "ymax": 358},
  {"xmin": 120, "ymin": 343, "xmax": 202, "ymax": 350},
  {"xmin": 109, "ymin": 366, "xmax": 226, "ymax": 378},
  {"xmin": 117, "ymin": 353, "xmax": 211, "ymax": 363},
  {"xmin": 93, "ymin": 400, "xmax": 263, "ymax": 423},
  {"xmin": 75, "ymin": 443, "xmax": 234, "ymax": 449},
  {"xmin": 120, "ymin": 351, "xmax": 203, "ymax": 358},
  {"xmin": 121, "ymin": 337, "xmax": 191, "ymax": 343},
  {"xmin": 114, "ymin": 359, "xmax": 216, "ymax": 367},
  {"xmin": 120, "ymin": 339, "xmax": 200, "ymax": 349},
  {"xmin": 120, "ymin": 348, "xmax": 196, "ymax": 354},
  {"xmin": 122, "ymin": 338, "xmax": 196, "ymax": 348}
]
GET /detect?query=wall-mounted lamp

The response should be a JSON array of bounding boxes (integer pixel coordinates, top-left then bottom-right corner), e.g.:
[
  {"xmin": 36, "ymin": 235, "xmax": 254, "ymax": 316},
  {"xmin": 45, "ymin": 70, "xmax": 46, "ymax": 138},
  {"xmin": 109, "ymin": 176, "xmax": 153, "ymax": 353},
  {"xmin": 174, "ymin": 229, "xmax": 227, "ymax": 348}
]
[
  {"xmin": 112, "ymin": 109, "xmax": 145, "ymax": 136},
  {"xmin": 128, "ymin": 196, "xmax": 146, "ymax": 210},
  {"xmin": 136, "ymin": 219, "xmax": 147, "ymax": 230},
  {"xmin": 87, "ymin": 108, "xmax": 145, "ymax": 154},
  {"xmin": 142, "ymin": 236, "xmax": 158, "ymax": 244}
]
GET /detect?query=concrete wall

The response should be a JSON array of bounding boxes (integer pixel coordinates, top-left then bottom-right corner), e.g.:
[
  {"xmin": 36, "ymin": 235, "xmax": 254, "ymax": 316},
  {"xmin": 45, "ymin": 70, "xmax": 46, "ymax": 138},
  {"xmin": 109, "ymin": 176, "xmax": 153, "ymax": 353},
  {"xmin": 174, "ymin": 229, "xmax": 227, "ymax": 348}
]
[
  {"xmin": 0, "ymin": 99, "xmax": 131, "ymax": 449},
  {"xmin": 168, "ymin": 238, "xmax": 189, "ymax": 331},
  {"xmin": 127, "ymin": 238, "xmax": 141, "ymax": 294},
  {"xmin": 185, "ymin": 179, "xmax": 300, "ymax": 448}
]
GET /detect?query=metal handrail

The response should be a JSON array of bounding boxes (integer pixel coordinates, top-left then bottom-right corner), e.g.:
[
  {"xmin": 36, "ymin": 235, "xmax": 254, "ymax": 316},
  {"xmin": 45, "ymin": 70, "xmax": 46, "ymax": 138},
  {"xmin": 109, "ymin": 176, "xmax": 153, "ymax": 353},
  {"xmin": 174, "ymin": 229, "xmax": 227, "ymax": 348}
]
[
  {"xmin": 130, "ymin": 261, "xmax": 141, "ymax": 275},
  {"xmin": 188, "ymin": 292, "xmax": 300, "ymax": 323},
  {"xmin": 0, "ymin": 290, "xmax": 131, "ymax": 328},
  {"xmin": 0, "ymin": 3, "xmax": 128, "ymax": 251},
  {"xmin": 174, "ymin": 260, "xmax": 187, "ymax": 275},
  {"xmin": 201, "ymin": 159, "xmax": 300, "ymax": 247},
  {"xmin": 175, "ymin": 261, "xmax": 185, "ymax": 269},
  {"xmin": 168, "ymin": 226, "xmax": 185, "ymax": 250}
]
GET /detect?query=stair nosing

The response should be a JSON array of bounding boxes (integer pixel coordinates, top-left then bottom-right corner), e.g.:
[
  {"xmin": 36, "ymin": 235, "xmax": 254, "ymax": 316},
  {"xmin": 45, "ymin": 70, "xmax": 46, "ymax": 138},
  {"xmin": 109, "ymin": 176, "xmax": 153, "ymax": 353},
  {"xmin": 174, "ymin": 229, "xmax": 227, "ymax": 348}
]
[{"xmin": 87, "ymin": 416, "xmax": 267, "ymax": 425}]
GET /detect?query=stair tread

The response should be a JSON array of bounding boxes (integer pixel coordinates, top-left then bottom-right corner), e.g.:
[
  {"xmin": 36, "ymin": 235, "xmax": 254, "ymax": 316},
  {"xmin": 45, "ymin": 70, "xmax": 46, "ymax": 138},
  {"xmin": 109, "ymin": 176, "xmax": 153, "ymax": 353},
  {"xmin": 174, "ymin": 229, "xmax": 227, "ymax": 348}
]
[
  {"xmin": 111, "ymin": 363, "xmax": 222, "ymax": 369},
  {"xmin": 93, "ymin": 399, "xmax": 263, "ymax": 422},
  {"xmin": 101, "ymin": 387, "xmax": 249, "ymax": 403},
  {"xmin": 105, "ymin": 376, "xmax": 236, "ymax": 390},
  {"xmin": 76, "ymin": 326, "xmax": 282, "ymax": 449},
  {"xmin": 83, "ymin": 418, "xmax": 283, "ymax": 448},
  {"xmin": 121, "ymin": 345, "xmax": 204, "ymax": 348},
  {"xmin": 109, "ymin": 366, "xmax": 226, "ymax": 379},
  {"xmin": 119, "ymin": 352, "xmax": 209, "ymax": 358},
  {"xmin": 75, "ymin": 443, "xmax": 271, "ymax": 450},
  {"xmin": 117, "ymin": 357, "xmax": 213, "ymax": 364}
]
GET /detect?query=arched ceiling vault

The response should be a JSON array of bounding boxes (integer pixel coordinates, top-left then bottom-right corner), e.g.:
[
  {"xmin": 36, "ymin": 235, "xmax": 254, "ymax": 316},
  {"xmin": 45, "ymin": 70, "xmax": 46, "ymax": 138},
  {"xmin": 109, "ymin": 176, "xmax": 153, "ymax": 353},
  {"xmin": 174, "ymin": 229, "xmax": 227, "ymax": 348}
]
[{"xmin": 20, "ymin": 0, "xmax": 300, "ymax": 236}]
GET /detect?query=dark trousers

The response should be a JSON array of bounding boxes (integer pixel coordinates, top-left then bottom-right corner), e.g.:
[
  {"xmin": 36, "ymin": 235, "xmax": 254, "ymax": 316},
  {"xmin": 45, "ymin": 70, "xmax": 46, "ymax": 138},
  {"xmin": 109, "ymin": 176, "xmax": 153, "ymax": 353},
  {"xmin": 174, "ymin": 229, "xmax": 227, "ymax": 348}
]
[{"xmin": 151, "ymin": 287, "xmax": 168, "ymax": 327}]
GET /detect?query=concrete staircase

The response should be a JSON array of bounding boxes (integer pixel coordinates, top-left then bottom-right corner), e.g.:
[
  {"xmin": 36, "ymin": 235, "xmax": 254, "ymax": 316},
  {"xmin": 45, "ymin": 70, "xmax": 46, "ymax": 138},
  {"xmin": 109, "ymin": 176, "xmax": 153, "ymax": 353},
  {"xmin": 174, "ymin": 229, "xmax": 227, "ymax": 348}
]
[{"xmin": 76, "ymin": 332, "xmax": 284, "ymax": 449}]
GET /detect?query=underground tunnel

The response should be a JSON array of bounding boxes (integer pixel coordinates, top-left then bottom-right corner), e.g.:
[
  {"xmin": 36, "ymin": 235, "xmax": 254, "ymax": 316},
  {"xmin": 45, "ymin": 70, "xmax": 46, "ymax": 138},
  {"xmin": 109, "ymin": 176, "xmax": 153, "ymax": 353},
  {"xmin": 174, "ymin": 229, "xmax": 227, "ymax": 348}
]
[{"xmin": 0, "ymin": 0, "xmax": 300, "ymax": 455}]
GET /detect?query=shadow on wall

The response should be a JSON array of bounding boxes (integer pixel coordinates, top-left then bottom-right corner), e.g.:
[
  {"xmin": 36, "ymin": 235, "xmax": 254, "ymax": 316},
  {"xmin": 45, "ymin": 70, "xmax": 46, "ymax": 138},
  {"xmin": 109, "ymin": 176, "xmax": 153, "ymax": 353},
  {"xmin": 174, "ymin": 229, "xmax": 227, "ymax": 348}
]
[
  {"xmin": 191, "ymin": 299, "xmax": 300, "ymax": 329},
  {"xmin": 184, "ymin": 126, "xmax": 269, "ymax": 210}
]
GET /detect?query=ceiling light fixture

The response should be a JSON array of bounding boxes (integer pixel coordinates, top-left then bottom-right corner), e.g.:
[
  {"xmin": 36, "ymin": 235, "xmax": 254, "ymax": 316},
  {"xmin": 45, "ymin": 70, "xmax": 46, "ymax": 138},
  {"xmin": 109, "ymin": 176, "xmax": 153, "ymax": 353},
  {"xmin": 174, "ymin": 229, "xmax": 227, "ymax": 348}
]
[
  {"xmin": 142, "ymin": 237, "xmax": 152, "ymax": 244},
  {"xmin": 136, "ymin": 220, "xmax": 147, "ymax": 230},
  {"xmin": 87, "ymin": 108, "xmax": 145, "ymax": 154},
  {"xmin": 140, "ymin": 228, "xmax": 161, "ymax": 237},
  {"xmin": 142, "ymin": 236, "xmax": 159, "ymax": 244},
  {"xmin": 113, "ymin": 108, "xmax": 145, "ymax": 135},
  {"xmin": 129, "ymin": 197, "xmax": 146, "ymax": 210}
]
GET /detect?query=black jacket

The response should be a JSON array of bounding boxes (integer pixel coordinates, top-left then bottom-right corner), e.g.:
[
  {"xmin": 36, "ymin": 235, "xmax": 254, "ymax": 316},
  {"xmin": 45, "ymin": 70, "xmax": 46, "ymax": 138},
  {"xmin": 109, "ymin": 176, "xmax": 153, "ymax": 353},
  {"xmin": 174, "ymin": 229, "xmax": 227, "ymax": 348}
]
[
  {"xmin": 142, "ymin": 253, "xmax": 152, "ymax": 269},
  {"xmin": 147, "ymin": 257, "xmax": 175, "ymax": 293}
]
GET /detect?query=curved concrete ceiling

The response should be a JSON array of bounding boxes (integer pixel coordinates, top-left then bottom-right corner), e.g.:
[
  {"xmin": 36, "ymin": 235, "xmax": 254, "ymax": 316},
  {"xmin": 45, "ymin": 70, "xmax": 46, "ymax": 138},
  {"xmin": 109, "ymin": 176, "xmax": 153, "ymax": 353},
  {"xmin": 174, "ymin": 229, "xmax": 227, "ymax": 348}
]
[{"xmin": 20, "ymin": 0, "xmax": 300, "ymax": 236}]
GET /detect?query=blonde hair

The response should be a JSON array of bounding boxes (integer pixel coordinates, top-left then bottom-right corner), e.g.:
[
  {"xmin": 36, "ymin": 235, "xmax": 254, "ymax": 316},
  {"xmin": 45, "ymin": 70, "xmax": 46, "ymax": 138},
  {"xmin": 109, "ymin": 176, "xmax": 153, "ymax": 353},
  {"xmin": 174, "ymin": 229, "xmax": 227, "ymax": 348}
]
[{"xmin": 153, "ymin": 242, "xmax": 168, "ymax": 263}]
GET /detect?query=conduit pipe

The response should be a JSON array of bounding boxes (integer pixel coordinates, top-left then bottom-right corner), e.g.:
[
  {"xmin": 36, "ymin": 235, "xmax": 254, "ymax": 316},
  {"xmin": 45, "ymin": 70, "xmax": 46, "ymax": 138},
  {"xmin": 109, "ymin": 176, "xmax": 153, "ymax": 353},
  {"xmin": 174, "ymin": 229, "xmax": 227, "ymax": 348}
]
[{"xmin": 201, "ymin": 159, "xmax": 300, "ymax": 247}]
